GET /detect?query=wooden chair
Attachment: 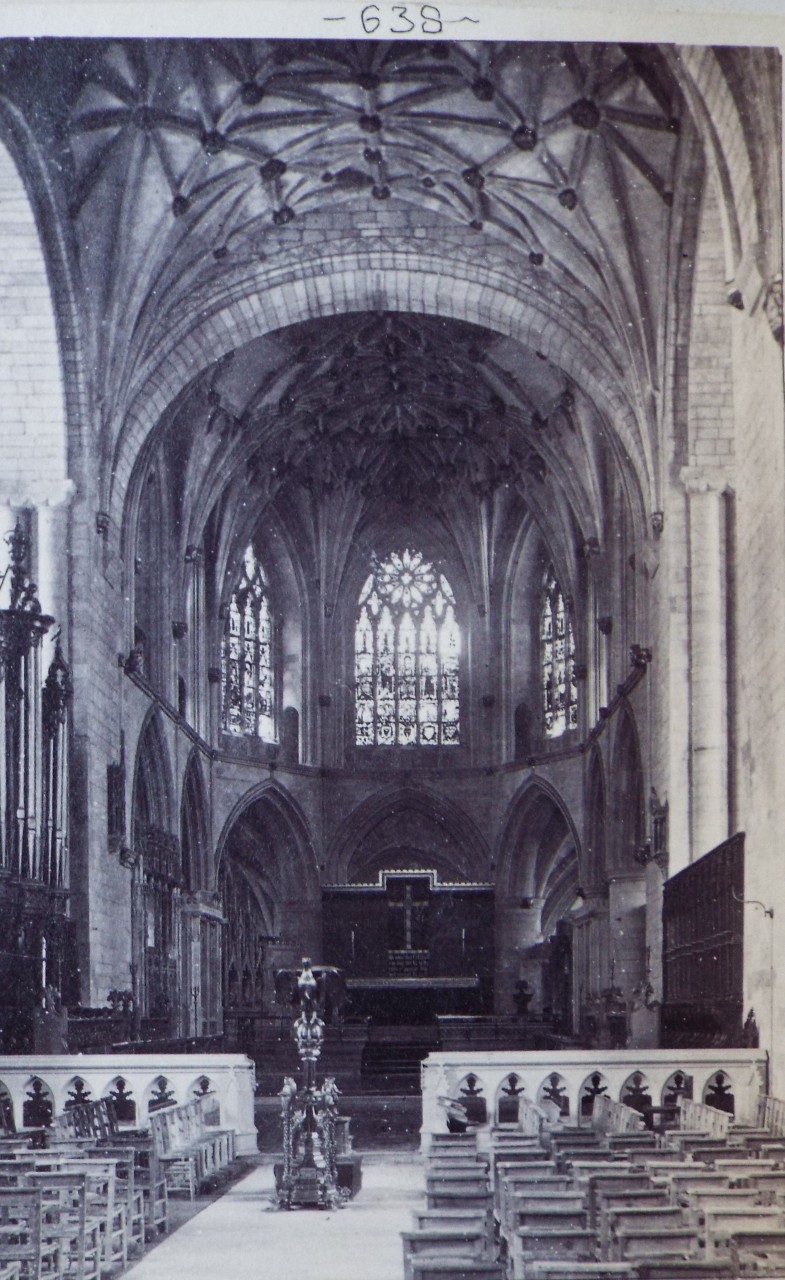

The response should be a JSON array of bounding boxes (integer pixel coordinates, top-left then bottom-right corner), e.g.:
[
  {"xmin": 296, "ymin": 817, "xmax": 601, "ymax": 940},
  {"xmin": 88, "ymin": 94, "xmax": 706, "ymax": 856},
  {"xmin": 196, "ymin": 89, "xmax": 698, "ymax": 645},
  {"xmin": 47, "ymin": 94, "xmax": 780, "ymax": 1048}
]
[
  {"xmin": 24, "ymin": 1172, "xmax": 102, "ymax": 1280},
  {"xmin": 0, "ymin": 1188, "xmax": 60, "ymax": 1280}
]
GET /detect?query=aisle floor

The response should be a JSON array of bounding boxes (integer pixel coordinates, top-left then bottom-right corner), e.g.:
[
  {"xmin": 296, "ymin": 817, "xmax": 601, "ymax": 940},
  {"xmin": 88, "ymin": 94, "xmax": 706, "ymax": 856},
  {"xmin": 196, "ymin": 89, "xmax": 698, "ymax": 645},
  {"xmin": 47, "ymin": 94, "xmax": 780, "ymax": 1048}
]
[{"xmin": 125, "ymin": 1155, "xmax": 423, "ymax": 1280}]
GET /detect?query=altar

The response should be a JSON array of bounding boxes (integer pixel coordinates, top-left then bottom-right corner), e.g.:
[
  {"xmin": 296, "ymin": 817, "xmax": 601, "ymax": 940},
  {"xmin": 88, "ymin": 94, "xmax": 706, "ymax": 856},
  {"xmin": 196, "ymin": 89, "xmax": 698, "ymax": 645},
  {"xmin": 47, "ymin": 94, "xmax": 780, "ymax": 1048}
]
[
  {"xmin": 345, "ymin": 975, "xmax": 483, "ymax": 1023},
  {"xmin": 322, "ymin": 870, "xmax": 494, "ymax": 1023}
]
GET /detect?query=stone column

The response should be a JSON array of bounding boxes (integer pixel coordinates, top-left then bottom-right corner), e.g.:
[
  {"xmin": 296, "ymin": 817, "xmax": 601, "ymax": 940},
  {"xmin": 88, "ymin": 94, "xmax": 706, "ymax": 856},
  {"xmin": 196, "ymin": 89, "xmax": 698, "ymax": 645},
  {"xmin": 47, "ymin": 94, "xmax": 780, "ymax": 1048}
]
[
  {"xmin": 681, "ymin": 467, "xmax": 730, "ymax": 859},
  {"xmin": 494, "ymin": 897, "xmax": 543, "ymax": 1014}
]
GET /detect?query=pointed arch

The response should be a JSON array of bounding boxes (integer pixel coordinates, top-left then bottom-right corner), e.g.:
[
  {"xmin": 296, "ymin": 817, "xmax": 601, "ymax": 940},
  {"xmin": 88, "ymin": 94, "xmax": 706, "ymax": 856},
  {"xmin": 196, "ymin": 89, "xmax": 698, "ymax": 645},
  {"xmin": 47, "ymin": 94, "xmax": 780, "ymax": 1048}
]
[
  {"xmin": 540, "ymin": 567, "xmax": 578, "ymax": 739},
  {"xmin": 0, "ymin": 113, "xmax": 69, "ymax": 496},
  {"xmin": 215, "ymin": 780, "xmax": 318, "ymax": 900},
  {"xmin": 328, "ymin": 785, "xmax": 491, "ymax": 886},
  {"xmin": 180, "ymin": 750, "xmax": 210, "ymax": 892},
  {"xmin": 539, "ymin": 844, "xmax": 581, "ymax": 940},
  {"xmin": 496, "ymin": 778, "xmax": 583, "ymax": 901},
  {"xmin": 609, "ymin": 703, "xmax": 645, "ymax": 871},
  {"xmin": 354, "ymin": 548, "xmax": 461, "ymax": 748},
  {"xmin": 221, "ymin": 543, "xmax": 275, "ymax": 740},
  {"xmin": 131, "ymin": 709, "xmax": 174, "ymax": 843},
  {"xmin": 216, "ymin": 781, "xmax": 320, "ymax": 1007},
  {"xmin": 585, "ymin": 747, "xmax": 607, "ymax": 889}
]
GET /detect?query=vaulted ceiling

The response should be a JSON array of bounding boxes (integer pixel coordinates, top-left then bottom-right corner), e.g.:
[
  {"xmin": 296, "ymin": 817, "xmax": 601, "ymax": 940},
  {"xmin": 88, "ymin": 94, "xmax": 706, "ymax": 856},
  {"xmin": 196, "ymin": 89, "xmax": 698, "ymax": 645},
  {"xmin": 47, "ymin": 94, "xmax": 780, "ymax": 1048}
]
[
  {"xmin": 0, "ymin": 38, "xmax": 691, "ymax": 586},
  {"xmin": 2, "ymin": 37, "xmax": 684, "ymax": 418}
]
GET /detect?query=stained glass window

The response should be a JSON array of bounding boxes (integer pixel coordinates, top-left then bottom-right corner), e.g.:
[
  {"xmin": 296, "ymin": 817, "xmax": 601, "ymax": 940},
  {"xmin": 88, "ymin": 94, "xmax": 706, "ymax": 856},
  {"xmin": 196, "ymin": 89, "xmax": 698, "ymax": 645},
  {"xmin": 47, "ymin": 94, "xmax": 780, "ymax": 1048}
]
[
  {"xmin": 222, "ymin": 547, "xmax": 275, "ymax": 739},
  {"xmin": 541, "ymin": 569, "xmax": 577, "ymax": 738},
  {"xmin": 355, "ymin": 549, "xmax": 460, "ymax": 747}
]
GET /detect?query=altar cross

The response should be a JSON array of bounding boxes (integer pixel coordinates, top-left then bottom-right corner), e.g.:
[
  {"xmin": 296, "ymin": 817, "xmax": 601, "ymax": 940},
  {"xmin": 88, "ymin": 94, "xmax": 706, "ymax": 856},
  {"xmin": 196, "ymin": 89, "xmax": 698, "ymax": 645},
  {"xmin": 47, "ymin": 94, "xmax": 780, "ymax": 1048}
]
[{"xmin": 387, "ymin": 878, "xmax": 429, "ymax": 950}]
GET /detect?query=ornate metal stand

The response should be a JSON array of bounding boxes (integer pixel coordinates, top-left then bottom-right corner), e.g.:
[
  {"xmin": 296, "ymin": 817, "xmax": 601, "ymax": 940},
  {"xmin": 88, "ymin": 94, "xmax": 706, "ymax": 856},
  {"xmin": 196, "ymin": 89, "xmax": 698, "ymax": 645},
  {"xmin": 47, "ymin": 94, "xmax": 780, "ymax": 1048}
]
[{"xmin": 275, "ymin": 958, "xmax": 349, "ymax": 1210}]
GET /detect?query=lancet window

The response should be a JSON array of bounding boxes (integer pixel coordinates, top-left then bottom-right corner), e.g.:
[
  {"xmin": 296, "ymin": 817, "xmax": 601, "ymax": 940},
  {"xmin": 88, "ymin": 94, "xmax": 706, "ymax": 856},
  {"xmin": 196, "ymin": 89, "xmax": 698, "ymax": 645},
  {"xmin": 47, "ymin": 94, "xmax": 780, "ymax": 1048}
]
[
  {"xmin": 355, "ymin": 549, "xmax": 460, "ymax": 747},
  {"xmin": 541, "ymin": 569, "xmax": 577, "ymax": 738},
  {"xmin": 222, "ymin": 546, "xmax": 275, "ymax": 740}
]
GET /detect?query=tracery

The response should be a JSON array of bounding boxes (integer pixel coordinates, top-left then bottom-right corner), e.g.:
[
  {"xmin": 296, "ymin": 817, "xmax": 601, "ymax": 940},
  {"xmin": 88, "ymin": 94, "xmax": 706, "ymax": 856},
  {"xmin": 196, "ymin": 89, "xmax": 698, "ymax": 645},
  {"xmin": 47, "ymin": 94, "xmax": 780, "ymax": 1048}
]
[{"xmin": 355, "ymin": 549, "xmax": 460, "ymax": 747}]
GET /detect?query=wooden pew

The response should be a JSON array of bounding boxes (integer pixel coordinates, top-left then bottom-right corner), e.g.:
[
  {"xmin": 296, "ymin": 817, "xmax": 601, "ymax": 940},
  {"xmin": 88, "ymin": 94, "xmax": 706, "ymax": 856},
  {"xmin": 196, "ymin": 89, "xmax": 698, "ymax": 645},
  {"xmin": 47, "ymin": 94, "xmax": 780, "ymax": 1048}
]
[
  {"xmin": 412, "ymin": 1209, "xmax": 491, "ymax": 1235},
  {"xmin": 522, "ymin": 1264, "xmax": 637, "ymax": 1279},
  {"xmin": 602, "ymin": 1205, "xmax": 688, "ymax": 1258},
  {"xmin": 729, "ymin": 1227, "xmax": 785, "ymax": 1276},
  {"xmin": 509, "ymin": 1227, "xmax": 596, "ymax": 1280},
  {"xmin": 426, "ymin": 1182, "xmax": 493, "ymax": 1214},
  {"xmin": 612, "ymin": 1224, "xmax": 699, "ymax": 1265},
  {"xmin": 406, "ymin": 1261, "xmax": 505, "ymax": 1280},
  {"xmin": 425, "ymin": 1169, "xmax": 489, "ymax": 1197},
  {"xmin": 401, "ymin": 1227, "xmax": 489, "ymax": 1280},
  {"xmin": 702, "ymin": 1204, "xmax": 785, "ymax": 1260},
  {"xmin": 634, "ymin": 1261, "xmax": 737, "ymax": 1279}
]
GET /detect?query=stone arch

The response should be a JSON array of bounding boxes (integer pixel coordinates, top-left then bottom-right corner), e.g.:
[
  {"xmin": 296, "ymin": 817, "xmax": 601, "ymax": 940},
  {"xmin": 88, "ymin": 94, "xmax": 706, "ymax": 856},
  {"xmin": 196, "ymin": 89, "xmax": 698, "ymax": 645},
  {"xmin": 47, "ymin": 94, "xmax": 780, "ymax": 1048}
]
[
  {"xmin": 0, "ymin": 105, "xmax": 72, "ymax": 497},
  {"xmin": 328, "ymin": 785, "xmax": 491, "ymax": 886},
  {"xmin": 537, "ymin": 1071, "xmax": 570, "ymax": 1119},
  {"xmin": 665, "ymin": 46, "xmax": 780, "ymax": 289},
  {"xmin": 180, "ymin": 750, "xmax": 210, "ymax": 892},
  {"xmin": 496, "ymin": 778, "xmax": 582, "ymax": 901},
  {"xmin": 190, "ymin": 1075, "xmax": 221, "ymax": 1124},
  {"xmin": 608, "ymin": 704, "xmax": 645, "ymax": 871},
  {"xmin": 495, "ymin": 778, "xmax": 581, "ymax": 1019},
  {"xmin": 0, "ymin": 1080, "xmax": 12, "ymax": 1132},
  {"xmin": 454, "ymin": 1073, "xmax": 488, "ymax": 1126},
  {"xmin": 621, "ymin": 1070, "xmax": 653, "ymax": 1120},
  {"xmin": 22, "ymin": 1076, "xmax": 53, "ymax": 1128},
  {"xmin": 495, "ymin": 1072, "xmax": 527, "ymax": 1125},
  {"xmin": 579, "ymin": 1071, "xmax": 610, "ymax": 1120},
  {"xmin": 131, "ymin": 709, "xmax": 175, "ymax": 844},
  {"xmin": 103, "ymin": 1077, "xmax": 137, "ymax": 1126},
  {"xmin": 106, "ymin": 248, "xmax": 652, "ymax": 528},
  {"xmin": 704, "ymin": 1069, "xmax": 735, "ymax": 1115},
  {"xmin": 144, "ymin": 1075, "xmax": 177, "ymax": 1114},
  {"xmin": 538, "ymin": 843, "xmax": 581, "ymax": 941},
  {"xmin": 662, "ymin": 1070, "xmax": 693, "ymax": 1110},
  {"xmin": 216, "ymin": 782, "xmax": 320, "ymax": 997}
]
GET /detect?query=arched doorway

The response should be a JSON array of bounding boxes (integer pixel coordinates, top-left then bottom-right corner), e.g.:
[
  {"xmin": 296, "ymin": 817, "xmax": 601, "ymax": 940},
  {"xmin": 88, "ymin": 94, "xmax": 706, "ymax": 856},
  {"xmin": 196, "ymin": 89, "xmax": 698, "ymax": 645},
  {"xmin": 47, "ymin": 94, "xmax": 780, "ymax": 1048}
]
[
  {"xmin": 217, "ymin": 787, "xmax": 319, "ymax": 1051},
  {"xmin": 496, "ymin": 782, "xmax": 581, "ymax": 1029}
]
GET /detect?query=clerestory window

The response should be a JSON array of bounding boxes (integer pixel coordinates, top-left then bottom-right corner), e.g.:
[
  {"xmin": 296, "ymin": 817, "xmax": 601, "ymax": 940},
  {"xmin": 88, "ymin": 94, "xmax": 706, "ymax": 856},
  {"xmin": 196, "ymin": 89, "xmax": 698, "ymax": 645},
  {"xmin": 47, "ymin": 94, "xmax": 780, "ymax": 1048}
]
[
  {"xmin": 355, "ymin": 549, "xmax": 460, "ymax": 747},
  {"xmin": 541, "ymin": 568, "xmax": 577, "ymax": 738},
  {"xmin": 222, "ymin": 546, "xmax": 275, "ymax": 739}
]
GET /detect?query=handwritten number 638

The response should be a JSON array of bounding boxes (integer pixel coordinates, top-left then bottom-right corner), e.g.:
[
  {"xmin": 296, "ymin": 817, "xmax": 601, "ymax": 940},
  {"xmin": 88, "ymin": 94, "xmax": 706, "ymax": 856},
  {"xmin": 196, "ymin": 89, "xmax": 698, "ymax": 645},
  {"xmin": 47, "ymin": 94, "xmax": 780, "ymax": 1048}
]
[{"xmin": 361, "ymin": 5, "xmax": 444, "ymax": 34}]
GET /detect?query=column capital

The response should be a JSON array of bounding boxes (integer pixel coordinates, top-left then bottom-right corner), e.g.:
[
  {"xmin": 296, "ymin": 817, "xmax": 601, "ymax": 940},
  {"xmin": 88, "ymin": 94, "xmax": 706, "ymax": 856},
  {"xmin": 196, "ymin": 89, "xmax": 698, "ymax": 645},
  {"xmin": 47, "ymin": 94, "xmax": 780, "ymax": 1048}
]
[
  {"xmin": 0, "ymin": 479, "xmax": 76, "ymax": 510},
  {"xmin": 679, "ymin": 465, "xmax": 733, "ymax": 496}
]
